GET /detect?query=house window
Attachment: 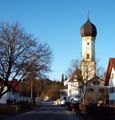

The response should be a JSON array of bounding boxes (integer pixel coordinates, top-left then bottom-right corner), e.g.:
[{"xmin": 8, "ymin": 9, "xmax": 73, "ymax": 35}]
[
  {"xmin": 109, "ymin": 100, "xmax": 115, "ymax": 105},
  {"xmin": 109, "ymin": 87, "xmax": 115, "ymax": 93},
  {"xmin": 87, "ymin": 88, "xmax": 94, "ymax": 92},
  {"xmin": 87, "ymin": 54, "xmax": 90, "ymax": 59},
  {"xmin": 93, "ymin": 81, "xmax": 100, "ymax": 85},
  {"xmin": 99, "ymin": 88, "xmax": 104, "ymax": 93},
  {"xmin": 109, "ymin": 87, "xmax": 112, "ymax": 93}
]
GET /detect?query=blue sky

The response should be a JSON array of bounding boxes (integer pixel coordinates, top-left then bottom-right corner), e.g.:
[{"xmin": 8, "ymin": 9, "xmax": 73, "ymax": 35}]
[{"xmin": 0, "ymin": 0, "xmax": 115, "ymax": 80}]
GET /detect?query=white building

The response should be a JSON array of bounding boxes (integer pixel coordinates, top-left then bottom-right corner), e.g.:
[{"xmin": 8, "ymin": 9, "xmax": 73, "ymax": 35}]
[
  {"xmin": 0, "ymin": 80, "xmax": 21, "ymax": 104},
  {"xmin": 0, "ymin": 86, "xmax": 20, "ymax": 104},
  {"xmin": 105, "ymin": 58, "xmax": 115, "ymax": 107},
  {"xmin": 64, "ymin": 69, "xmax": 82, "ymax": 102}
]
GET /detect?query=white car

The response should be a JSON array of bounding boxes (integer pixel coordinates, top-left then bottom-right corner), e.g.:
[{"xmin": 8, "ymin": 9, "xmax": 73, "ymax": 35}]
[
  {"xmin": 60, "ymin": 96, "xmax": 66, "ymax": 105},
  {"xmin": 66, "ymin": 94, "xmax": 81, "ymax": 104}
]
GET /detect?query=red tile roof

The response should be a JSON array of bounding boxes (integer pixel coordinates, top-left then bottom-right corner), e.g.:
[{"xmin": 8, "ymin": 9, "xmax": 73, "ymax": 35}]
[{"xmin": 105, "ymin": 58, "xmax": 115, "ymax": 85}]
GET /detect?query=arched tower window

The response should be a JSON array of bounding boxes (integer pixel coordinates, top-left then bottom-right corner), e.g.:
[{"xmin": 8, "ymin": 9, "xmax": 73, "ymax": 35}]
[
  {"xmin": 87, "ymin": 53, "xmax": 90, "ymax": 59},
  {"xmin": 87, "ymin": 42, "xmax": 89, "ymax": 45}
]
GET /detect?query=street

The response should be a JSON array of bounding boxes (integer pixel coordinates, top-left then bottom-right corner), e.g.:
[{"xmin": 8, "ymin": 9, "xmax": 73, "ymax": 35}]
[{"xmin": 5, "ymin": 101, "xmax": 83, "ymax": 120}]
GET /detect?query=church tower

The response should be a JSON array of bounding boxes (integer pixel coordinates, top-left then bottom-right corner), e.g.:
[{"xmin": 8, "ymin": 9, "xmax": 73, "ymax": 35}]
[{"xmin": 80, "ymin": 18, "xmax": 97, "ymax": 81}]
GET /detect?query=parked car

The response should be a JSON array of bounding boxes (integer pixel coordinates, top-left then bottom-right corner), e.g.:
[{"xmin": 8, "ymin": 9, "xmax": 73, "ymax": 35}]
[
  {"xmin": 65, "ymin": 94, "xmax": 81, "ymax": 113},
  {"xmin": 60, "ymin": 95, "xmax": 66, "ymax": 106}
]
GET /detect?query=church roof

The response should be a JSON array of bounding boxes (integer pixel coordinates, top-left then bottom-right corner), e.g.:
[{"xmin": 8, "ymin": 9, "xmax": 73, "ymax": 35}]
[{"xmin": 80, "ymin": 19, "xmax": 97, "ymax": 37}]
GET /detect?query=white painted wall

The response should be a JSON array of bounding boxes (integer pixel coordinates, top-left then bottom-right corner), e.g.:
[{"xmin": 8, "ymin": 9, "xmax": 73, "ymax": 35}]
[
  {"xmin": 67, "ymin": 81, "xmax": 80, "ymax": 96},
  {"xmin": 109, "ymin": 68, "xmax": 115, "ymax": 105}
]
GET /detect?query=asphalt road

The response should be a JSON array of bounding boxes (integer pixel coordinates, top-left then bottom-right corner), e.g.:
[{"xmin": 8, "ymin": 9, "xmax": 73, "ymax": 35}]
[{"xmin": 5, "ymin": 101, "xmax": 83, "ymax": 120}]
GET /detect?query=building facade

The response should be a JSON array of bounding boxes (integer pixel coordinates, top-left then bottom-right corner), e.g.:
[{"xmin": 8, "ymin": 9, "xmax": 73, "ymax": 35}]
[
  {"xmin": 64, "ymin": 69, "xmax": 81, "ymax": 96},
  {"xmin": 105, "ymin": 58, "xmax": 115, "ymax": 107}
]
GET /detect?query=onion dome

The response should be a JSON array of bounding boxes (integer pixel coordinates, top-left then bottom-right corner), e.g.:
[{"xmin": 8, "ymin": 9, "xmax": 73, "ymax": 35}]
[{"xmin": 80, "ymin": 19, "xmax": 97, "ymax": 37}]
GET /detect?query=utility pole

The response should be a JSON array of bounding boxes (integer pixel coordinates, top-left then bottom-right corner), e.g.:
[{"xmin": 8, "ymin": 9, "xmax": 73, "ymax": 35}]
[{"xmin": 31, "ymin": 79, "xmax": 33, "ymax": 103}]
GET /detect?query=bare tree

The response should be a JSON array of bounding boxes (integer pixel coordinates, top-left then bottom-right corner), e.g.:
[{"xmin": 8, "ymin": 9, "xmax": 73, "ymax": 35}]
[
  {"xmin": 66, "ymin": 58, "xmax": 105, "ymax": 79},
  {"xmin": 66, "ymin": 59, "xmax": 81, "ymax": 77},
  {"xmin": 96, "ymin": 59, "xmax": 105, "ymax": 79},
  {"xmin": 0, "ymin": 22, "xmax": 52, "ymax": 97}
]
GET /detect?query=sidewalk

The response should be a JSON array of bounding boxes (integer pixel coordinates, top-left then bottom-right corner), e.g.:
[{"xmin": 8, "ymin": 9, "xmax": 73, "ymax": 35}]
[
  {"xmin": 0, "ymin": 113, "xmax": 19, "ymax": 120},
  {"xmin": 0, "ymin": 105, "xmax": 40, "ymax": 120},
  {"xmin": 81, "ymin": 113, "xmax": 115, "ymax": 120}
]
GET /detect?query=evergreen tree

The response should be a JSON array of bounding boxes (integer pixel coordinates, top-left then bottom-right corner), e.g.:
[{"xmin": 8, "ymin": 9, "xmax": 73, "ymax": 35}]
[{"xmin": 61, "ymin": 73, "xmax": 64, "ymax": 83}]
